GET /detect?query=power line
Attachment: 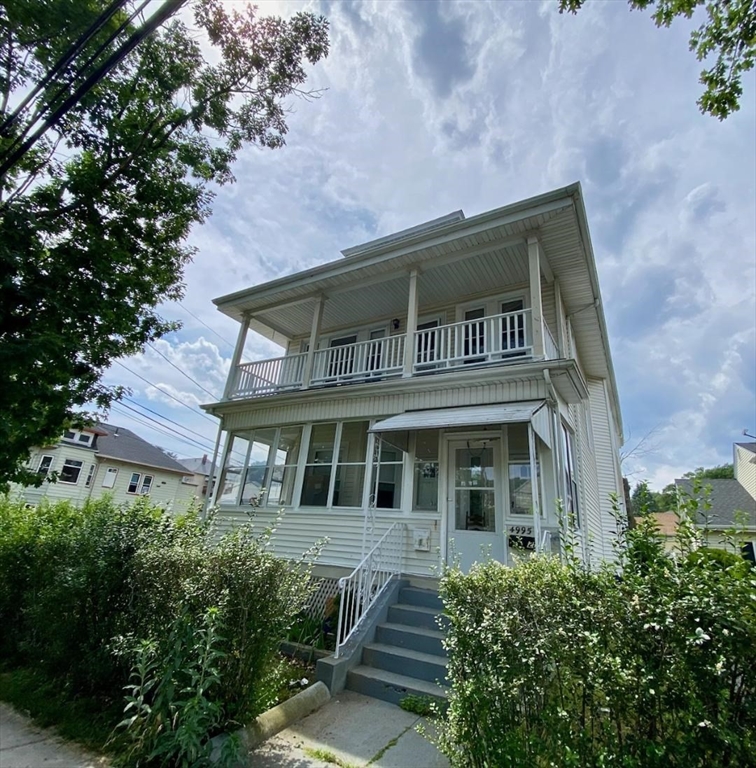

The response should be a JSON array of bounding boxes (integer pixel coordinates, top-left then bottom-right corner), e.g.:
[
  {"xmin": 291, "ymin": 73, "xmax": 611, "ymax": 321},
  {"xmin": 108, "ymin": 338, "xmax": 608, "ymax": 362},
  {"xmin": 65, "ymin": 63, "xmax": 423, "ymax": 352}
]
[
  {"xmin": 122, "ymin": 395, "xmax": 246, "ymax": 462},
  {"xmin": 146, "ymin": 342, "xmax": 219, "ymax": 400},
  {"xmin": 115, "ymin": 400, "xmax": 216, "ymax": 449},
  {"xmin": 113, "ymin": 360, "xmax": 218, "ymax": 425},
  {"xmin": 123, "ymin": 395, "xmax": 218, "ymax": 447},
  {"xmin": 109, "ymin": 403, "xmax": 216, "ymax": 456},
  {"xmin": 177, "ymin": 302, "xmax": 235, "ymax": 350},
  {"xmin": 0, "ymin": 0, "xmax": 187, "ymax": 181}
]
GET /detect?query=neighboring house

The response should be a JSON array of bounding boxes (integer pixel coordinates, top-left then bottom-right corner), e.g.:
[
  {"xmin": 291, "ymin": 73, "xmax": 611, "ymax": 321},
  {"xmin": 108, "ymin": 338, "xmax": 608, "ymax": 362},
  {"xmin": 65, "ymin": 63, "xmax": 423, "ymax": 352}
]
[
  {"xmin": 14, "ymin": 423, "xmax": 199, "ymax": 513},
  {"xmin": 203, "ymin": 183, "xmax": 626, "ymax": 578},
  {"xmin": 673, "ymin": 444, "xmax": 756, "ymax": 562},
  {"xmin": 179, "ymin": 455, "xmax": 217, "ymax": 498}
]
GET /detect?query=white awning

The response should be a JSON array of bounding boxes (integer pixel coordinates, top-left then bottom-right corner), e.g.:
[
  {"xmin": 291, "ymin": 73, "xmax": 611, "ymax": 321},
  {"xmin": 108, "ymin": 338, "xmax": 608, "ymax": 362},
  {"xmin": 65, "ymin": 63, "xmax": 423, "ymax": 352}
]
[{"xmin": 370, "ymin": 401, "xmax": 548, "ymax": 436}]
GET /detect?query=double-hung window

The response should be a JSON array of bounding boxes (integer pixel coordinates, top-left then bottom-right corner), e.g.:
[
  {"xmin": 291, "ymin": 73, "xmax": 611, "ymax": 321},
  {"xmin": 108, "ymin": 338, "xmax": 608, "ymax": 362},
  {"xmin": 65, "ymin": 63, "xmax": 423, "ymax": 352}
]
[
  {"xmin": 333, "ymin": 421, "xmax": 369, "ymax": 507},
  {"xmin": 140, "ymin": 475, "xmax": 153, "ymax": 495},
  {"xmin": 37, "ymin": 455, "xmax": 54, "ymax": 477},
  {"xmin": 267, "ymin": 426, "xmax": 303, "ymax": 507},
  {"xmin": 508, "ymin": 423, "xmax": 535, "ymax": 516},
  {"xmin": 127, "ymin": 472, "xmax": 154, "ymax": 495},
  {"xmin": 127, "ymin": 473, "xmax": 142, "ymax": 493},
  {"xmin": 60, "ymin": 459, "xmax": 83, "ymax": 484},
  {"xmin": 375, "ymin": 442, "xmax": 403, "ymax": 509},
  {"xmin": 300, "ymin": 423, "xmax": 337, "ymax": 506}
]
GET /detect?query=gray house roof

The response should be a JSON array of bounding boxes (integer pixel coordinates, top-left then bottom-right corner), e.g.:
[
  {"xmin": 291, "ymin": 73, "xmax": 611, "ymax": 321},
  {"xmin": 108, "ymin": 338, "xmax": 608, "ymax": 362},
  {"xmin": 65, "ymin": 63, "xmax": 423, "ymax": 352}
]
[
  {"xmin": 675, "ymin": 478, "xmax": 756, "ymax": 529},
  {"xmin": 95, "ymin": 423, "xmax": 190, "ymax": 475},
  {"xmin": 735, "ymin": 442, "xmax": 756, "ymax": 455}
]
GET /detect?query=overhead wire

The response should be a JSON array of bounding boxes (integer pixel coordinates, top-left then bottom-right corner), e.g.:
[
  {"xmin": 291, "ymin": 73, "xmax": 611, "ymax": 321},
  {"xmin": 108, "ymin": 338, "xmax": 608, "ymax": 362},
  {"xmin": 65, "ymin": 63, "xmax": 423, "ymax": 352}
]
[
  {"xmin": 145, "ymin": 342, "xmax": 219, "ymax": 400},
  {"xmin": 112, "ymin": 360, "xmax": 218, "ymax": 425},
  {"xmin": 176, "ymin": 302, "xmax": 236, "ymax": 350}
]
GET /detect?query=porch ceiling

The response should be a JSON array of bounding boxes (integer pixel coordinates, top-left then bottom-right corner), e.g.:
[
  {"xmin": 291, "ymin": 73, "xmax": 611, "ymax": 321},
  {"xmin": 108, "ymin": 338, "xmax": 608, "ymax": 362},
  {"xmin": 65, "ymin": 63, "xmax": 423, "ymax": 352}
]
[{"xmin": 252, "ymin": 242, "xmax": 532, "ymax": 339}]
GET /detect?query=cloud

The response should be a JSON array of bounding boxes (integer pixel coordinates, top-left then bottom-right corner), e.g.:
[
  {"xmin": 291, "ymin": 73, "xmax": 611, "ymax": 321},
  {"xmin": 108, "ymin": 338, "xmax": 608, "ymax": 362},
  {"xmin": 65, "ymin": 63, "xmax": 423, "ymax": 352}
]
[{"xmin": 96, "ymin": 0, "xmax": 754, "ymax": 481}]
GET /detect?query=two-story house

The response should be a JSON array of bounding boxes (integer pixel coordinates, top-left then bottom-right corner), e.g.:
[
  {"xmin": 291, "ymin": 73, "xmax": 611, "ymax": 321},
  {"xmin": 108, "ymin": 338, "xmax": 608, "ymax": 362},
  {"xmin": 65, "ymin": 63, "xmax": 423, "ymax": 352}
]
[
  {"xmin": 203, "ymin": 183, "xmax": 625, "ymax": 579},
  {"xmin": 15, "ymin": 423, "xmax": 199, "ymax": 512}
]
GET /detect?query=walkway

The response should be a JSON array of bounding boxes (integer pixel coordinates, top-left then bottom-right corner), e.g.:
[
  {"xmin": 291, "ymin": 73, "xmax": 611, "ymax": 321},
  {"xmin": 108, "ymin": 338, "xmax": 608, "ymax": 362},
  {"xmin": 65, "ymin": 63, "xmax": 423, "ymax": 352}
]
[
  {"xmin": 0, "ymin": 703, "xmax": 107, "ymax": 768},
  {"xmin": 248, "ymin": 690, "xmax": 449, "ymax": 768}
]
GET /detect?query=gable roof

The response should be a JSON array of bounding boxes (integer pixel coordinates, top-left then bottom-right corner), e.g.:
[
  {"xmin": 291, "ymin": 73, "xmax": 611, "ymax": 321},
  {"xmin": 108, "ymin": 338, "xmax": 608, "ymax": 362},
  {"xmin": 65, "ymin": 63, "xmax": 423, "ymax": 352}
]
[
  {"xmin": 95, "ymin": 423, "xmax": 190, "ymax": 475},
  {"xmin": 735, "ymin": 442, "xmax": 756, "ymax": 455},
  {"xmin": 675, "ymin": 478, "xmax": 756, "ymax": 529}
]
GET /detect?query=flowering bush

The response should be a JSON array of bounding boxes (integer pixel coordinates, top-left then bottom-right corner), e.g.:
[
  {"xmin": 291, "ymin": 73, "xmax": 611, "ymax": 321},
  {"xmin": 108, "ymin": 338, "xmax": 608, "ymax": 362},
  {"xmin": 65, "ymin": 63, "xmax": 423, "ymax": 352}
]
[{"xmin": 437, "ymin": 493, "xmax": 756, "ymax": 767}]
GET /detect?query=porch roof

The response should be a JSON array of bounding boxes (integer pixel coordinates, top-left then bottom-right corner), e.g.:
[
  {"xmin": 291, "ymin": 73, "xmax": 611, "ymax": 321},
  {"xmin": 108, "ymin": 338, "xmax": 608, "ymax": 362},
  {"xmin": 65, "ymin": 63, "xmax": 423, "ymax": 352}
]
[{"xmin": 369, "ymin": 401, "xmax": 546, "ymax": 432}]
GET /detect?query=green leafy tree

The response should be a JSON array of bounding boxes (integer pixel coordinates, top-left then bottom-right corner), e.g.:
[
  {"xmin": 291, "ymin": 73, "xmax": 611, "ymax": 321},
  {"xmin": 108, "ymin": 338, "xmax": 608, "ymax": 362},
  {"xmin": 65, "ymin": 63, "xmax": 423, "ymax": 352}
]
[
  {"xmin": 558, "ymin": 0, "xmax": 756, "ymax": 119},
  {"xmin": 0, "ymin": 1, "xmax": 329, "ymax": 489},
  {"xmin": 685, "ymin": 463, "xmax": 735, "ymax": 479},
  {"xmin": 631, "ymin": 480, "xmax": 660, "ymax": 514}
]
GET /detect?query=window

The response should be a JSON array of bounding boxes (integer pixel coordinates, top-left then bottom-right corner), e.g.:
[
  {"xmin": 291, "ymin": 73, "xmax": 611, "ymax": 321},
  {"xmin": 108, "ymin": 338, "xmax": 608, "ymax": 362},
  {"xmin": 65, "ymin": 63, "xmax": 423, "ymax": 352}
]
[
  {"xmin": 561, "ymin": 423, "xmax": 580, "ymax": 527},
  {"xmin": 464, "ymin": 307, "xmax": 486, "ymax": 361},
  {"xmin": 218, "ymin": 433, "xmax": 251, "ymax": 505},
  {"xmin": 328, "ymin": 335, "xmax": 357, "ymax": 378},
  {"xmin": 102, "ymin": 467, "xmax": 118, "ymax": 488},
  {"xmin": 63, "ymin": 430, "xmax": 76, "ymax": 441},
  {"xmin": 375, "ymin": 442, "xmax": 403, "ymax": 509},
  {"xmin": 268, "ymin": 426, "xmax": 303, "ymax": 506},
  {"xmin": 742, "ymin": 541, "xmax": 755, "ymax": 564},
  {"xmin": 416, "ymin": 319, "xmax": 440, "ymax": 366},
  {"xmin": 37, "ymin": 455, "xmax": 54, "ymax": 477},
  {"xmin": 508, "ymin": 423, "xmax": 534, "ymax": 516},
  {"xmin": 59, "ymin": 459, "xmax": 83, "ymax": 484},
  {"xmin": 77, "ymin": 432, "xmax": 93, "ymax": 446},
  {"xmin": 62, "ymin": 429, "xmax": 93, "ymax": 446},
  {"xmin": 300, "ymin": 423, "xmax": 336, "ymax": 506},
  {"xmin": 127, "ymin": 472, "xmax": 141, "ymax": 494},
  {"xmin": 139, "ymin": 475, "xmax": 153, "ymax": 495},
  {"xmin": 85, "ymin": 464, "xmax": 96, "ymax": 487},
  {"xmin": 500, "ymin": 299, "xmax": 526, "ymax": 354},
  {"xmin": 333, "ymin": 421, "xmax": 369, "ymax": 507},
  {"xmin": 413, "ymin": 430, "xmax": 439, "ymax": 511},
  {"xmin": 242, "ymin": 429, "xmax": 276, "ymax": 506}
]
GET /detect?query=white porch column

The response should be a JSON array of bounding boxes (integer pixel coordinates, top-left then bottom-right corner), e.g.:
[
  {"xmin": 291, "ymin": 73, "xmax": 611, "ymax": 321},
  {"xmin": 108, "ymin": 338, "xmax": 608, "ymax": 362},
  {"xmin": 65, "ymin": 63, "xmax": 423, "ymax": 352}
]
[
  {"xmin": 528, "ymin": 423, "xmax": 543, "ymax": 554},
  {"xmin": 301, "ymin": 295, "xmax": 325, "ymax": 389},
  {"xmin": 208, "ymin": 431, "xmax": 232, "ymax": 508},
  {"xmin": 527, "ymin": 236, "xmax": 545, "ymax": 359},
  {"xmin": 402, "ymin": 268, "xmax": 419, "ymax": 377},
  {"xmin": 223, "ymin": 313, "xmax": 251, "ymax": 399},
  {"xmin": 201, "ymin": 421, "xmax": 224, "ymax": 518}
]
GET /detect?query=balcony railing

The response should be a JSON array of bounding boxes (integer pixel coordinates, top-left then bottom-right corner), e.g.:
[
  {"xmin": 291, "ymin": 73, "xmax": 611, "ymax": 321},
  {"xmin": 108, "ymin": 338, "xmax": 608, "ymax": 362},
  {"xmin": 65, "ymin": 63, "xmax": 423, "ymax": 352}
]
[
  {"xmin": 415, "ymin": 309, "xmax": 533, "ymax": 370},
  {"xmin": 311, "ymin": 334, "xmax": 405, "ymax": 385},
  {"xmin": 228, "ymin": 309, "xmax": 560, "ymax": 399}
]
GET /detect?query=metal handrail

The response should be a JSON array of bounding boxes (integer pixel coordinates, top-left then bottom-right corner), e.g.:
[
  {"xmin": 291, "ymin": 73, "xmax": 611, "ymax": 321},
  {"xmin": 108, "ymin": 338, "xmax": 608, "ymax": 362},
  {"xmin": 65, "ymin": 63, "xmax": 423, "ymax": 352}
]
[{"xmin": 334, "ymin": 522, "xmax": 405, "ymax": 658}]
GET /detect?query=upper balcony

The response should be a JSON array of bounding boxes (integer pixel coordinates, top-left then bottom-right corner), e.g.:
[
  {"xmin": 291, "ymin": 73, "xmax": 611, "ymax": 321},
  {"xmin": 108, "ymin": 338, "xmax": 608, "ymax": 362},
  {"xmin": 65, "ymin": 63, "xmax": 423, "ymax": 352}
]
[
  {"xmin": 229, "ymin": 308, "xmax": 561, "ymax": 399},
  {"xmin": 211, "ymin": 185, "xmax": 618, "ymax": 411}
]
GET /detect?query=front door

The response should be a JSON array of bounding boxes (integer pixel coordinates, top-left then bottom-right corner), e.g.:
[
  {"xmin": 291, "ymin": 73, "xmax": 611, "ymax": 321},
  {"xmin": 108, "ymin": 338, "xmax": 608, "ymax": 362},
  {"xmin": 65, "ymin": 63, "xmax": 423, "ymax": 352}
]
[{"xmin": 447, "ymin": 437, "xmax": 504, "ymax": 571}]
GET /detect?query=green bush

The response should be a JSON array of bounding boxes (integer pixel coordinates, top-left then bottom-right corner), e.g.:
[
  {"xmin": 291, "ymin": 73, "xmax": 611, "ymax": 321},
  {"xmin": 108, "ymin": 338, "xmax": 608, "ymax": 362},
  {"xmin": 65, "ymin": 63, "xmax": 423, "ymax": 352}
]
[
  {"xmin": 438, "ymin": 496, "xmax": 756, "ymax": 767},
  {"xmin": 0, "ymin": 495, "xmax": 317, "ymax": 765}
]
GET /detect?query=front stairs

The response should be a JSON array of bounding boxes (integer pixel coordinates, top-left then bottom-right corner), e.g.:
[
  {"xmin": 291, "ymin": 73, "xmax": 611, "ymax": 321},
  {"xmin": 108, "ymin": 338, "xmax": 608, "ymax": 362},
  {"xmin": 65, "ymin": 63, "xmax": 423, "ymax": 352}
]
[{"xmin": 346, "ymin": 586, "xmax": 449, "ymax": 706}]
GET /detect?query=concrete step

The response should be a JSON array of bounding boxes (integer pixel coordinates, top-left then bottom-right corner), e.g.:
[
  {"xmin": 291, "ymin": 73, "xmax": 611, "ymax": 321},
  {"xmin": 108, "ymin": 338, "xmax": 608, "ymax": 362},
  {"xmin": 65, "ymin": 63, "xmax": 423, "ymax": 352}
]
[
  {"xmin": 387, "ymin": 603, "xmax": 447, "ymax": 631},
  {"xmin": 399, "ymin": 587, "xmax": 443, "ymax": 611},
  {"xmin": 347, "ymin": 665, "xmax": 449, "ymax": 708},
  {"xmin": 363, "ymin": 643, "xmax": 449, "ymax": 685},
  {"xmin": 375, "ymin": 622, "xmax": 446, "ymax": 657}
]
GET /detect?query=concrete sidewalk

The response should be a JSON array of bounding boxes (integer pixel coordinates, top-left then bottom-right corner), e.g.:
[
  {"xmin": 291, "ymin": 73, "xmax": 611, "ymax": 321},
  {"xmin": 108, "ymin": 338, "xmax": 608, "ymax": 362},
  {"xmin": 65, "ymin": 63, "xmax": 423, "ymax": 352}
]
[
  {"xmin": 247, "ymin": 690, "xmax": 449, "ymax": 768},
  {"xmin": 0, "ymin": 703, "xmax": 107, "ymax": 768}
]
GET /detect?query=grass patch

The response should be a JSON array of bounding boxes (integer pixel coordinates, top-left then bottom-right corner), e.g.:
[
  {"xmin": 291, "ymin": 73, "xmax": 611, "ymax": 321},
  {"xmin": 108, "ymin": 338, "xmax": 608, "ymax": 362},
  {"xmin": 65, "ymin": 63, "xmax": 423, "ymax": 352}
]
[
  {"xmin": 0, "ymin": 666, "xmax": 124, "ymax": 755},
  {"xmin": 398, "ymin": 694, "xmax": 437, "ymax": 717},
  {"xmin": 304, "ymin": 746, "xmax": 360, "ymax": 767}
]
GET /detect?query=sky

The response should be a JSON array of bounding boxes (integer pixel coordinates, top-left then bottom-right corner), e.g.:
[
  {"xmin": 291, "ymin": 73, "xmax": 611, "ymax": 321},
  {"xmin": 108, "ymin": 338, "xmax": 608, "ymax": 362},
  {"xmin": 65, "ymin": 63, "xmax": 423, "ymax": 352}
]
[{"xmin": 100, "ymin": 0, "xmax": 756, "ymax": 491}]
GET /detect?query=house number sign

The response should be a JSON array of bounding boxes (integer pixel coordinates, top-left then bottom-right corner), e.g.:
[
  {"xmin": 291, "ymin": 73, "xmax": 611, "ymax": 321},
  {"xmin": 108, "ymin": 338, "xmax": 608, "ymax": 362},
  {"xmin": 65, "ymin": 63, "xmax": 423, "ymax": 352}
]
[{"xmin": 508, "ymin": 525, "xmax": 535, "ymax": 551}]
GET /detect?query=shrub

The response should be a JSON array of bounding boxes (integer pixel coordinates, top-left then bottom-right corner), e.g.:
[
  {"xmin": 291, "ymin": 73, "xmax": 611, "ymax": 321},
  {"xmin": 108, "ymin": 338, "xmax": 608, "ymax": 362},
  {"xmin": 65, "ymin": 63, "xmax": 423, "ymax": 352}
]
[
  {"xmin": 437, "ymin": 495, "xmax": 756, "ymax": 767},
  {"xmin": 0, "ymin": 495, "xmax": 318, "ymax": 765}
]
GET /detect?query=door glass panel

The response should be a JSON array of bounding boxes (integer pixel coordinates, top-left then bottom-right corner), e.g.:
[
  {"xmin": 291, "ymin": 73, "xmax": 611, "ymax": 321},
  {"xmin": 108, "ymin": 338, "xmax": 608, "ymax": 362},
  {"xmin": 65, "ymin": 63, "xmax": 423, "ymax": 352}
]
[
  {"xmin": 464, "ymin": 308, "xmax": 485, "ymax": 360},
  {"xmin": 454, "ymin": 445, "xmax": 496, "ymax": 531},
  {"xmin": 329, "ymin": 335, "xmax": 357, "ymax": 377},
  {"xmin": 455, "ymin": 447, "xmax": 494, "ymax": 487},
  {"xmin": 501, "ymin": 299, "xmax": 525, "ymax": 352},
  {"xmin": 455, "ymin": 490, "xmax": 496, "ymax": 531}
]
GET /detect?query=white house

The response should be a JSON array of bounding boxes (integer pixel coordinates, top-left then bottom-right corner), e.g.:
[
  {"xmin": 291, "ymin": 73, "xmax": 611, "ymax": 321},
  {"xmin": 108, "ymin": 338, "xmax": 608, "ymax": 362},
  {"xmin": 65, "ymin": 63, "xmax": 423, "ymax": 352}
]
[
  {"xmin": 15, "ymin": 423, "xmax": 199, "ymax": 512},
  {"xmin": 203, "ymin": 182, "xmax": 625, "ymax": 578}
]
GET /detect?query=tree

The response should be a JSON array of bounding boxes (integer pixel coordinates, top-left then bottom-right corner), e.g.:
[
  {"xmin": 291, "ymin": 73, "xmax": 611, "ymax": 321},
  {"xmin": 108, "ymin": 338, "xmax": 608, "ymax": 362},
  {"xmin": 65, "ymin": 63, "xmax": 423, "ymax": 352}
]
[
  {"xmin": 558, "ymin": 0, "xmax": 756, "ymax": 119},
  {"xmin": 631, "ymin": 480, "xmax": 660, "ymax": 515},
  {"xmin": 0, "ymin": 1, "xmax": 329, "ymax": 488}
]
